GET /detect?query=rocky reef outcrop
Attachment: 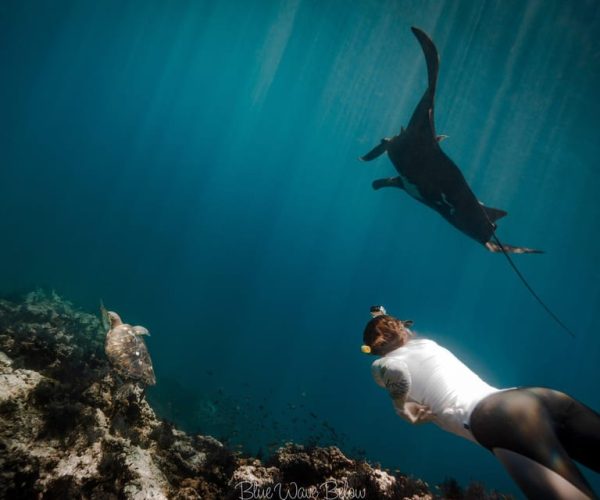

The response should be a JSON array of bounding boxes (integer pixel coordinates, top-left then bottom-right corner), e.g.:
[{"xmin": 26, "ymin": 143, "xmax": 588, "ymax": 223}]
[{"xmin": 0, "ymin": 291, "xmax": 511, "ymax": 499}]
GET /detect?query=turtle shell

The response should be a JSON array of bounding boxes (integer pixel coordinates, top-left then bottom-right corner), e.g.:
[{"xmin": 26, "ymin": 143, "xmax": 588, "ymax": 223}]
[{"xmin": 105, "ymin": 324, "xmax": 156, "ymax": 385}]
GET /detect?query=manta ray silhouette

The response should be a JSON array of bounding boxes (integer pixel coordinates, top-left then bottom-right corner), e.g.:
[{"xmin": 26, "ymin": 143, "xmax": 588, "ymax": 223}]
[{"xmin": 361, "ymin": 27, "xmax": 574, "ymax": 337}]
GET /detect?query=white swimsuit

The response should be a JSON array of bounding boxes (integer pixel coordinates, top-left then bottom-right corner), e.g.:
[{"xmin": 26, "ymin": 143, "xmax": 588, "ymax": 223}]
[{"xmin": 371, "ymin": 338, "xmax": 499, "ymax": 441}]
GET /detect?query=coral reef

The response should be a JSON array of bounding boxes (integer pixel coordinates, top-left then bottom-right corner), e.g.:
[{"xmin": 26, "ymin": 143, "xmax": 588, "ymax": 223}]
[{"xmin": 0, "ymin": 291, "xmax": 511, "ymax": 499}]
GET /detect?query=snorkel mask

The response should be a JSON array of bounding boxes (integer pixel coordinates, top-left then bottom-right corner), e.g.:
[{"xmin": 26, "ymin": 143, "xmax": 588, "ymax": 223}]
[{"xmin": 369, "ymin": 305, "xmax": 386, "ymax": 318}]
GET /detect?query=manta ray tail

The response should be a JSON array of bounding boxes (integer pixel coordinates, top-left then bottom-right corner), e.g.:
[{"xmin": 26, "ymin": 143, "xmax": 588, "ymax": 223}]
[{"xmin": 489, "ymin": 234, "xmax": 575, "ymax": 338}]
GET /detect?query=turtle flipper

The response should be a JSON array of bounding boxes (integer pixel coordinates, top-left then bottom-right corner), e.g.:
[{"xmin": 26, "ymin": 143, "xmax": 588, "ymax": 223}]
[
  {"xmin": 100, "ymin": 300, "xmax": 110, "ymax": 332},
  {"xmin": 132, "ymin": 325, "xmax": 150, "ymax": 336}
]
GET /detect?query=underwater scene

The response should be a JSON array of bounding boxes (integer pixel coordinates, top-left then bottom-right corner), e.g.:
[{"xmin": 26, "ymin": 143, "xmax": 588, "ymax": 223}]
[{"xmin": 2, "ymin": 0, "xmax": 600, "ymax": 498}]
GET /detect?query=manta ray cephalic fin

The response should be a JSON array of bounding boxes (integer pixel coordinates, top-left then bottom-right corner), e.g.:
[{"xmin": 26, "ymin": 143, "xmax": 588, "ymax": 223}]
[{"xmin": 360, "ymin": 139, "xmax": 390, "ymax": 162}]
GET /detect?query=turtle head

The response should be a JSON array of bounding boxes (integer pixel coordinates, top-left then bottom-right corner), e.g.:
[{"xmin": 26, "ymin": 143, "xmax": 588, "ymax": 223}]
[{"xmin": 107, "ymin": 311, "xmax": 123, "ymax": 328}]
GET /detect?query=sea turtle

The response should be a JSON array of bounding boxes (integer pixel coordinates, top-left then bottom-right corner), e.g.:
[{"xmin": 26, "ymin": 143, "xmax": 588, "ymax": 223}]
[{"xmin": 102, "ymin": 307, "xmax": 156, "ymax": 386}]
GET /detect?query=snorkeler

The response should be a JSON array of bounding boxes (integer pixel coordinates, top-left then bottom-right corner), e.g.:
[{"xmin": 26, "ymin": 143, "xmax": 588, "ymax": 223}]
[{"xmin": 362, "ymin": 307, "xmax": 600, "ymax": 499}]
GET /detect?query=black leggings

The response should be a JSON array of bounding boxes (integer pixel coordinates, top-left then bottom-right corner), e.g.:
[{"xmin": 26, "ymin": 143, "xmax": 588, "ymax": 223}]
[{"xmin": 470, "ymin": 388, "xmax": 600, "ymax": 498}]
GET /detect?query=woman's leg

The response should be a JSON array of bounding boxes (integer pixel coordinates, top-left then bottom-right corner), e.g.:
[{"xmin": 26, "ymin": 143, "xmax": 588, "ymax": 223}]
[
  {"xmin": 470, "ymin": 388, "xmax": 597, "ymax": 499},
  {"xmin": 528, "ymin": 387, "xmax": 600, "ymax": 473},
  {"xmin": 493, "ymin": 448, "xmax": 592, "ymax": 499}
]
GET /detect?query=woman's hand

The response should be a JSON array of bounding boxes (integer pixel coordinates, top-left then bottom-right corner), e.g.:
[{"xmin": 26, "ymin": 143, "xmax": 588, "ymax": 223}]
[{"xmin": 396, "ymin": 401, "xmax": 435, "ymax": 424}]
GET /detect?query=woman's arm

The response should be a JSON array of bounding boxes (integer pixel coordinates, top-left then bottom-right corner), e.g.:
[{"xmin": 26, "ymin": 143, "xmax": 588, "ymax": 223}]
[
  {"xmin": 395, "ymin": 401, "xmax": 435, "ymax": 424},
  {"xmin": 373, "ymin": 358, "xmax": 434, "ymax": 425}
]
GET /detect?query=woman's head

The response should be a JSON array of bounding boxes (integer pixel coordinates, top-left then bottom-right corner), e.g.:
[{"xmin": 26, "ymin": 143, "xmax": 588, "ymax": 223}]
[{"xmin": 362, "ymin": 313, "xmax": 413, "ymax": 356}]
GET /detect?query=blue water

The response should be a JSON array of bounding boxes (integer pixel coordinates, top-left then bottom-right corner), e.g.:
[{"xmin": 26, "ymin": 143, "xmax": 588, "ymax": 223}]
[{"xmin": 2, "ymin": 0, "xmax": 600, "ymax": 495}]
